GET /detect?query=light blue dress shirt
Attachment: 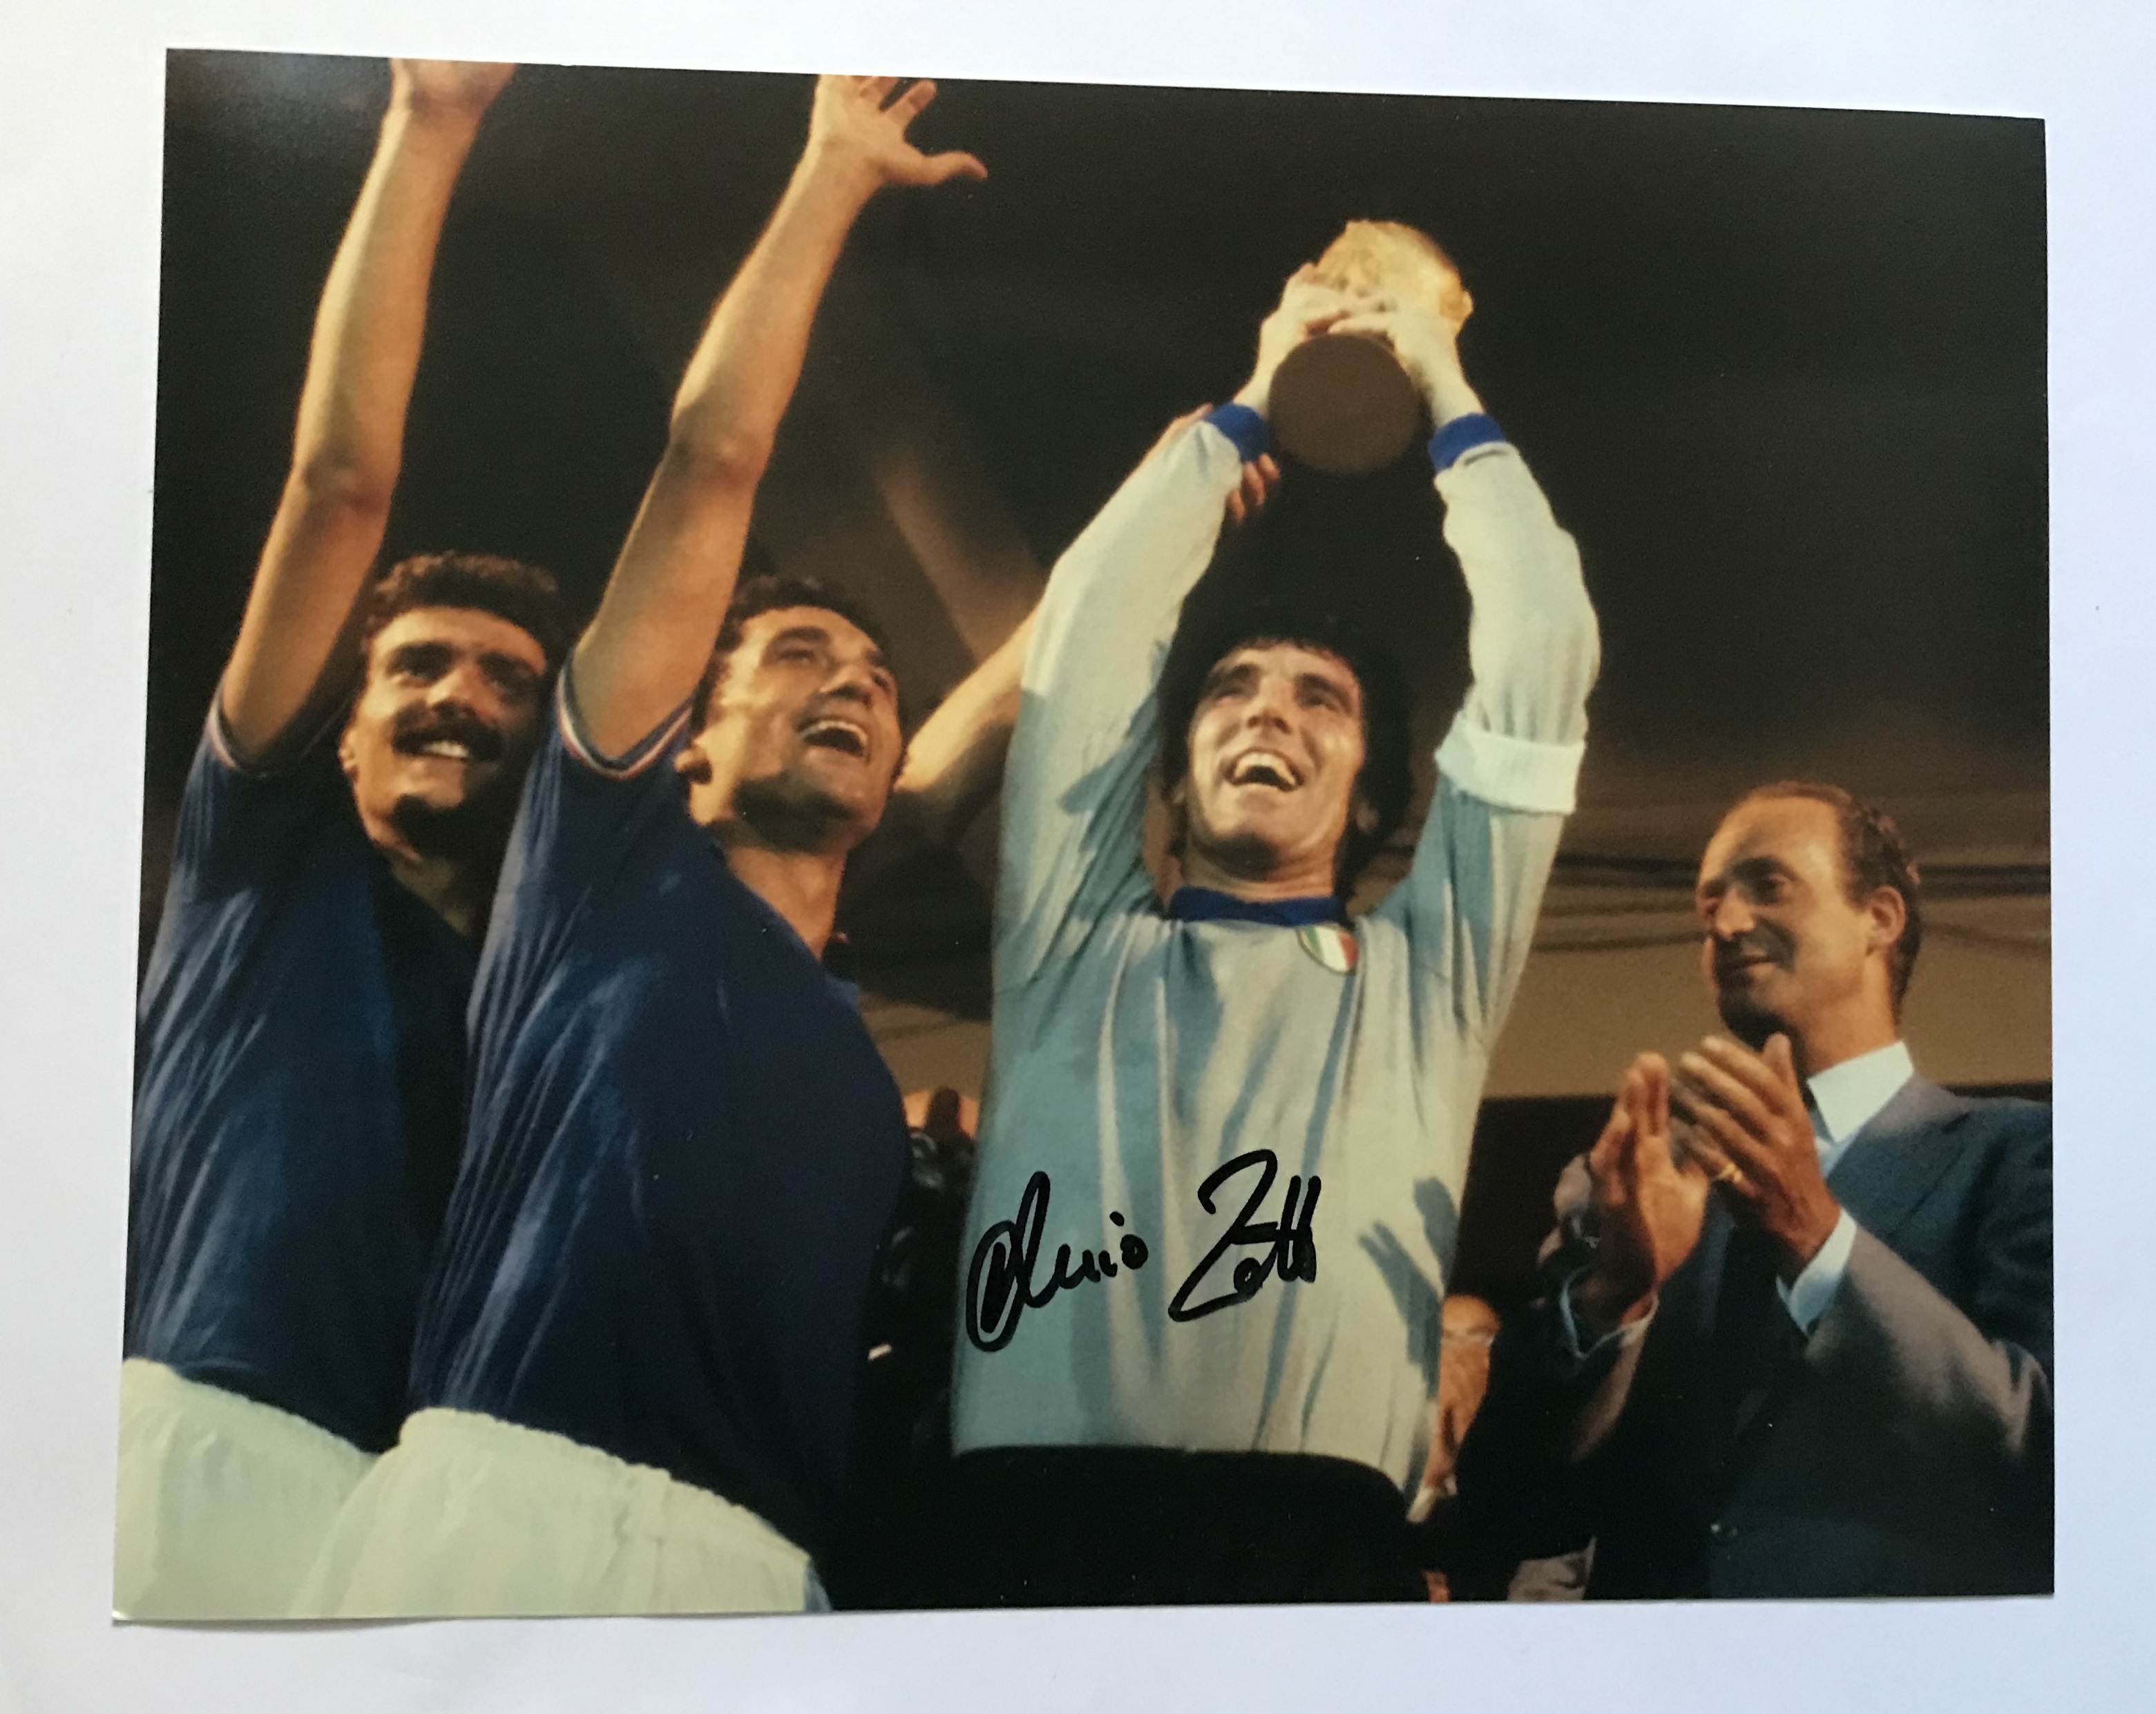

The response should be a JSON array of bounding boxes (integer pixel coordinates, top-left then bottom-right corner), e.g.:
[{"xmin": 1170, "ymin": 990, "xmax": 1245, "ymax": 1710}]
[{"xmin": 1777, "ymin": 1038, "xmax": 1915, "ymax": 1331}]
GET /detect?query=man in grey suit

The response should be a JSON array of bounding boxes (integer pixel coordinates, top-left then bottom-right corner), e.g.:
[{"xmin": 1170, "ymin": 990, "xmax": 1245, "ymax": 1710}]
[{"xmin": 1450, "ymin": 781, "xmax": 2052, "ymax": 1598}]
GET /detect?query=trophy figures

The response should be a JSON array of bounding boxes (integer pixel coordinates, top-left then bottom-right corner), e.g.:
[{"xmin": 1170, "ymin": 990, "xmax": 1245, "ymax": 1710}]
[{"xmin": 1268, "ymin": 220, "xmax": 1474, "ymax": 475}]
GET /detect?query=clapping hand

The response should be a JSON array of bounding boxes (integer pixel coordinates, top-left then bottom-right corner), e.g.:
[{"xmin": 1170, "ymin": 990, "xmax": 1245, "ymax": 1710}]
[
  {"xmin": 1670, "ymin": 1034, "xmax": 1842, "ymax": 1279},
  {"xmin": 1571, "ymin": 1053, "xmax": 1712, "ymax": 1342}
]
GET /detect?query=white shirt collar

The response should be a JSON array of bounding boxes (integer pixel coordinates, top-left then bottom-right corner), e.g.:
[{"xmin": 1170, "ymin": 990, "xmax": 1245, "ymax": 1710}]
[{"xmin": 1806, "ymin": 1038, "xmax": 1916, "ymax": 1171}]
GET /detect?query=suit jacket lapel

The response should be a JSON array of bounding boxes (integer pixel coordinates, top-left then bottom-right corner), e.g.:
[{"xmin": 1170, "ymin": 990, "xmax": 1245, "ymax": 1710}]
[{"xmin": 1822, "ymin": 1075, "xmax": 1971, "ymax": 1244}]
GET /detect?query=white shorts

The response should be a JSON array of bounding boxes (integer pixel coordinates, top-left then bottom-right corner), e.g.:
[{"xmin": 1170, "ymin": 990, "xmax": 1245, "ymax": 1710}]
[
  {"xmin": 293, "ymin": 1407, "xmax": 821, "ymax": 1618},
  {"xmin": 113, "ymin": 1358, "xmax": 376, "ymax": 1620}
]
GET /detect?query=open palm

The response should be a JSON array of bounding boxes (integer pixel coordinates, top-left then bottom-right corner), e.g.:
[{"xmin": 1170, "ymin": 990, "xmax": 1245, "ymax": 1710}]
[
  {"xmin": 808, "ymin": 75, "xmax": 986, "ymax": 189},
  {"xmin": 1589, "ymin": 1054, "xmax": 1711, "ymax": 1302}
]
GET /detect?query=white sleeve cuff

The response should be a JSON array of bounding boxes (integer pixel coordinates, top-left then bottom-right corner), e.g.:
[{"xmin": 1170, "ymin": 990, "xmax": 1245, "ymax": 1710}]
[
  {"xmin": 557, "ymin": 662, "xmax": 689, "ymax": 780},
  {"xmin": 1557, "ymin": 1269, "xmax": 1656, "ymax": 1366},
  {"xmin": 1435, "ymin": 713, "xmax": 1586, "ymax": 815},
  {"xmin": 1778, "ymin": 1208, "xmax": 1859, "ymax": 1334}
]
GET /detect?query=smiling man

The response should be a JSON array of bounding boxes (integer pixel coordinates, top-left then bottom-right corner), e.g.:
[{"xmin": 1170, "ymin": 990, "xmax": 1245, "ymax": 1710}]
[
  {"xmin": 292, "ymin": 75, "xmax": 1004, "ymax": 1619},
  {"xmin": 944, "ymin": 260, "xmax": 1600, "ymax": 1604},
  {"xmin": 1451, "ymin": 783, "xmax": 2054, "ymax": 1598},
  {"xmin": 117, "ymin": 64, "xmax": 565, "ymax": 1619}
]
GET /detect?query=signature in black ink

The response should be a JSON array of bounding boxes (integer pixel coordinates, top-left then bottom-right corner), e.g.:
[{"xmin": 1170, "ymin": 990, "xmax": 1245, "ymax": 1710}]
[
  {"xmin": 1165, "ymin": 1150, "xmax": 1320, "ymax": 1322},
  {"xmin": 965, "ymin": 1170, "xmax": 1152, "ymax": 1353},
  {"xmin": 963, "ymin": 1151, "xmax": 1321, "ymax": 1353}
]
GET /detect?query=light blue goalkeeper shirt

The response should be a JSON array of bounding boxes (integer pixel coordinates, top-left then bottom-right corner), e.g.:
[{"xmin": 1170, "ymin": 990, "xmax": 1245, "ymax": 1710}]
[{"xmin": 952, "ymin": 410, "xmax": 1599, "ymax": 1489}]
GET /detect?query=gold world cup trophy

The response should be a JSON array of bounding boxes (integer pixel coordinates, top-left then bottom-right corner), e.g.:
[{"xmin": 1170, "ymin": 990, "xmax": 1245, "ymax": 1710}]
[{"xmin": 1268, "ymin": 220, "xmax": 1474, "ymax": 476}]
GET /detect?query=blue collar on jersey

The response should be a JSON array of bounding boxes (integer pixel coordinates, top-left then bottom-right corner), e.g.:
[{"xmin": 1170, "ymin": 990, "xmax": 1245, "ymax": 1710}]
[{"xmin": 1165, "ymin": 886, "xmax": 1347, "ymax": 927}]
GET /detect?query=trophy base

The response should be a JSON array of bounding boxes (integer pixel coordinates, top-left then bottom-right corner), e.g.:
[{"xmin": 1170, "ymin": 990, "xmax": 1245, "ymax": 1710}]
[{"xmin": 1268, "ymin": 334, "xmax": 1424, "ymax": 476}]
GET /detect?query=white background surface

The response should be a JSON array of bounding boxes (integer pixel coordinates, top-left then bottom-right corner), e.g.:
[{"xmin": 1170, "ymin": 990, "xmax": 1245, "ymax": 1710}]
[{"xmin": 2, "ymin": 1, "xmax": 2148, "ymax": 1708}]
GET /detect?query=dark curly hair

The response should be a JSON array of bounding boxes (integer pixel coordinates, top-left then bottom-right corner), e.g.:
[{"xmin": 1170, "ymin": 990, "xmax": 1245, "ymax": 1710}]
[
  {"xmin": 691, "ymin": 570, "xmax": 895, "ymax": 731},
  {"xmin": 1735, "ymin": 780, "xmax": 1925, "ymax": 1012},
  {"xmin": 1157, "ymin": 589, "xmax": 1413, "ymax": 898},
  {"xmin": 359, "ymin": 551, "xmax": 569, "ymax": 670}
]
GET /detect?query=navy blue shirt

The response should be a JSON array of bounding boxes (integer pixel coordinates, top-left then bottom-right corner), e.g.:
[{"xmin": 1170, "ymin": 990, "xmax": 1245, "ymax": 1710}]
[
  {"xmin": 127, "ymin": 713, "xmax": 476, "ymax": 1453},
  {"xmin": 413, "ymin": 677, "xmax": 908, "ymax": 1559}
]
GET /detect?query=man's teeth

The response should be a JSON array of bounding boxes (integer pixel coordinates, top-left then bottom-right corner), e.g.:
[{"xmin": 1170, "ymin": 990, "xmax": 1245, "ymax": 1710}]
[
  {"xmin": 1230, "ymin": 751, "xmax": 1298, "ymax": 788},
  {"xmin": 803, "ymin": 718, "xmax": 869, "ymax": 756},
  {"xmin": 417, "ymin": 739, "xmax": 474, "ymax": 759}
]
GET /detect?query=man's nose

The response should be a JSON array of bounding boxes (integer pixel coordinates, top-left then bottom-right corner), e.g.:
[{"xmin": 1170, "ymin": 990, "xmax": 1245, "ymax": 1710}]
[
  {"xmin": 1710, "ymin": 892, "xmax": 1755, "ymax": 938},
  {"xmin": 1242, "ymin": 681, "xmax": 1293, "ymax": 731},
  {"xmin": 821, "ymin": 658, "xmax": 881, "ymax": 705}
]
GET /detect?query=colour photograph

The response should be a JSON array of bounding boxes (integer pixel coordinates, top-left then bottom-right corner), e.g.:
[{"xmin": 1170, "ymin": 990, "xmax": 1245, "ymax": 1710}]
[{"xmin": 118, "ymin": 49, "xmax": 2050, "ymax": 1620}]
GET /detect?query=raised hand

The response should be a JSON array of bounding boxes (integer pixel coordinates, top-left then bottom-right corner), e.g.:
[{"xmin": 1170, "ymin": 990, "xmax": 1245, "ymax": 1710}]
[
  {"xmin": 1223, "ymin": 449, "xmax": 1281, "ymax": 524},
  {"xmin": 219, "ymin": 55, "xmax": 513, "ymax": 765},
  {"xmin": 805, "ymin": 75, "xmax": 988, "ymax": 196},
  {"xmin": 389, "ymin": 59, "xmax": 516, "ymax": 124},
  {"xmin": 1571, "ymin": 1053, "xmax": 1711, "ymax": 1342},
  {"xmin": 1672, "ymin": 1034, "xmax": 1842, "ymax": 1279},
  {"xmin": 1232, "ymin": 265, "xmax": 1375, "ymax": 417}
]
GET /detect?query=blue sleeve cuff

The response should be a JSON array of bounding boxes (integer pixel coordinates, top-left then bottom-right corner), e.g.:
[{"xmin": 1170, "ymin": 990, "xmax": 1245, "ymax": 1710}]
[
  {"xmin": 1203, "ymin": 402, "xmax": 1270, "ymax": 464},
  {"xmin": 1429, "ymin": 412, "xmax": 1507, "ymax": 472}
]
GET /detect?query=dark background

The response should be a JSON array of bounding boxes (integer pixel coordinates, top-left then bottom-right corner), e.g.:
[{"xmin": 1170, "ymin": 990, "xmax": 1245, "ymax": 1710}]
[
  {"xmin": 150, "ymin": 55, "xmax": 2048, "ymax": 1312},
  {"xmin": 153, "ymin": 57, "xmax": 2047, "ymax": 803}
]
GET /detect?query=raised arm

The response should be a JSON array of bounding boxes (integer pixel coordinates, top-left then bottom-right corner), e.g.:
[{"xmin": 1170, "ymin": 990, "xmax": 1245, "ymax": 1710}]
[
  {"xmin": 992, "ymin": 283, "xmax": 1347, "ymax": 984},
  {"xmin": 870, "ymin": 388, "xmax": 1289, "ymax": 864},
  {"xmin": 571, "ymin": 77, "xmax": 984, "ymax": 759},
  {"xmin": 219, "ymin": 60, "xmax": 513, "ymax": 763},
  {"xmin": 1348, "ymin": 294, "xmax": 1598, "ymax": 1027},
  {"xmin": 1333, "ymin": 296, "xmax": 1599, "ymax": 754},
  {"xmin": 878, "ymin": 611, "xmax": 1038, "ymax": 850}
]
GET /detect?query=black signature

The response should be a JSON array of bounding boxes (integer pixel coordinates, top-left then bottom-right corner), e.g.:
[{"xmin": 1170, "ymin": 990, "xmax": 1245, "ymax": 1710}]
[
  {"xmin": 1165, "ymin": 1150, "xmax": 1321, "ymax": 1322},
  {"xmin": 965, "ymin": 1171, "xmax": 1150, "ymax": 1352},
  {"xmin": 964, "ymin": 1151, "xmax": 1319, "ymax": 1353}
]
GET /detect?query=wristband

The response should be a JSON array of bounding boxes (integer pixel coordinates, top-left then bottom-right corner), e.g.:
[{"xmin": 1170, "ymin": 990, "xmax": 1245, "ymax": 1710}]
[
  {"xmin": 1203, "ymin": 401, "xmax": 1270, "ymax": 464},
  {"xmin": 1429, "ymin": 412, "xmax": 1507, "ymax": 472}
]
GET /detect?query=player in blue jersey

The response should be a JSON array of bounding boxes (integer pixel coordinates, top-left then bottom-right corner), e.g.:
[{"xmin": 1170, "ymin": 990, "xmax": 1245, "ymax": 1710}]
[
  {"xmin": 292, "ymin": 75, "xmax": 1025, "ymax": 1618},
  {"xmin": 117, "ymin": 61, "xmax": 569, "ymax": 1619}
]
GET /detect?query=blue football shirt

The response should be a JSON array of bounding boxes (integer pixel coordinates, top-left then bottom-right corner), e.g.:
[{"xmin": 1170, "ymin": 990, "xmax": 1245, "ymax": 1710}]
[
  {"xmin": 413, "ymin": 675, "xmax": 908, "ymax": 1559},
  {"xmin": 127, "ymin": 712, "xmax": 477, "ymax": 1452}
]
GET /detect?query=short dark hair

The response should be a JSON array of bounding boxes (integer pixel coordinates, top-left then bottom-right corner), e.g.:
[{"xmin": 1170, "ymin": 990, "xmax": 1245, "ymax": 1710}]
[
  {"xmin": 1157, "ymin": 592, "xmax": 1413, "ymax": 897},
  {"xmin": 360, "ymin": 552, "xmax": 569, "ymax": 670},
  {"xmin": 691, "ymin": 571, "xmax": 895, "ymax": 731},
  {"xmin": 1736, "ymin": 780, "xmax": 1925, "ymax": 1011}
]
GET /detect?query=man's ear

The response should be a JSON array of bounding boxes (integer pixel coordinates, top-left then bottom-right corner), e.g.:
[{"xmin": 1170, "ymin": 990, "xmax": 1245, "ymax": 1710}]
[
  {"xmin": 1351, "ymin": 790, "xmax": 1380, "ymax": 839},
  {"xmin": 337, "ymin": 722, "xmax": 360, "ymax": 786},
  {"xmin": 1862, "ymin": 884, "xmax": 1907, "ymax": 953},
  {"xmin": 1162, "ymin": 773, "xmax": 1190, "ymax": 854}
]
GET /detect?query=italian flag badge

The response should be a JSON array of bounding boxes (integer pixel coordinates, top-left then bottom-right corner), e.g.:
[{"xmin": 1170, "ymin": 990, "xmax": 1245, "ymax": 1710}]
[{"xmin": 1297, "ymin": 922, "xmax": 1359, "ymax": 975}]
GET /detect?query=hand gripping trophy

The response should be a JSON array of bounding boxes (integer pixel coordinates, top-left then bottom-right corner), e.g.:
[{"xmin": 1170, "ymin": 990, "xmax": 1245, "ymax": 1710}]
[{"xmin": 1268, "ymin": 220, "xmax": 1475, "ymax": 475}]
